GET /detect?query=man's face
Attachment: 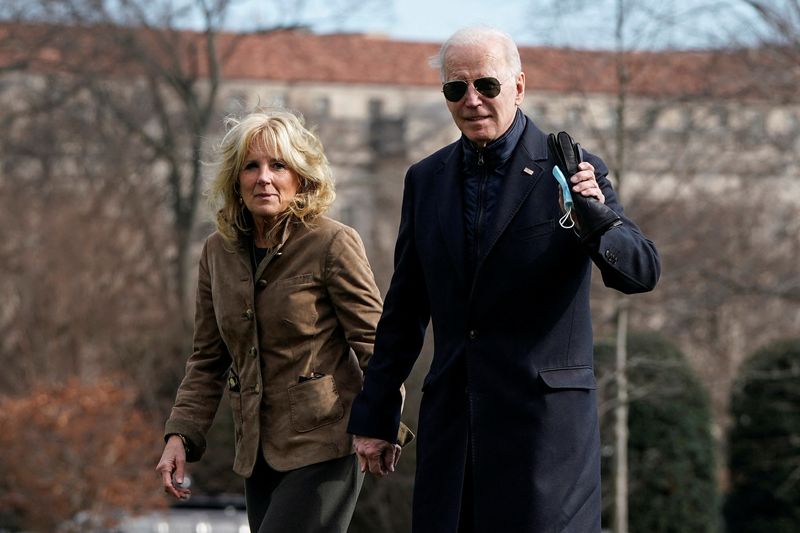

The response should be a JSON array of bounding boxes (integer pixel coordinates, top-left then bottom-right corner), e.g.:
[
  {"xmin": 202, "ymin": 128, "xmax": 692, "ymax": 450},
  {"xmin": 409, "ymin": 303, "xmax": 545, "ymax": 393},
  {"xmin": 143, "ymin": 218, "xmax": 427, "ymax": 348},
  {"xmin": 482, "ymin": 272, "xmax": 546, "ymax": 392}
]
[{"xmin": 443, "ymin": 41, "xmax": 525, "ymax": 148}]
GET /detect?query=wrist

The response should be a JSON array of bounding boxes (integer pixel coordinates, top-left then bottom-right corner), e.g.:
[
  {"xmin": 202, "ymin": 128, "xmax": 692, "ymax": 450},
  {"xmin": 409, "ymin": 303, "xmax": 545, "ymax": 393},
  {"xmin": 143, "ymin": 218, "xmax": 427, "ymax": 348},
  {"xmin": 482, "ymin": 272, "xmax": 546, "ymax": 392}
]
[{"xmin": 169, "ymin": 433, "xmax": 190, "ymax": 454}]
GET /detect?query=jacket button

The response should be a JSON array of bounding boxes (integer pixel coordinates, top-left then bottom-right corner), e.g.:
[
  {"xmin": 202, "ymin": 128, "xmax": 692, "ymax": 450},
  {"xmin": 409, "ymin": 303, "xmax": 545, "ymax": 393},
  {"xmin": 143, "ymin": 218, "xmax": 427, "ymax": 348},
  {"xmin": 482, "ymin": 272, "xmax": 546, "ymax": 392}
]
[
  {"xmin": 243, "ymin": 309, "xmax": 254, "ymax": 320},
  {"xmin": 254, "ymin": 383, "xmax": 260, "ymax": 394},
  {"xmin": 468, "ymin": 329, "xmax": 478, "ymax": 340},
  {"xmin": 249, "ymin": 346, "xmax": 257, "ymax": 358},
  {"xmin": 604, "ymin": 250, "xmax": 618, "ymax": 264},
  {"xmin": 257, "ymin": 279, "xmax": 267, "ymax": 288}
]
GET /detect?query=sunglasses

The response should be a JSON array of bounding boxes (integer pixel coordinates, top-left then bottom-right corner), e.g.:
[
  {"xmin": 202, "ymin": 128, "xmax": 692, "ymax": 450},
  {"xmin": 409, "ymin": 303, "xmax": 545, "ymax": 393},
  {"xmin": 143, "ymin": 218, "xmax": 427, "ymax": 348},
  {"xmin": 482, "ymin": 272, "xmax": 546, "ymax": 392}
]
[{"xmin": 442, "ymin": 76, "xmax": 503, "ymax": 102}]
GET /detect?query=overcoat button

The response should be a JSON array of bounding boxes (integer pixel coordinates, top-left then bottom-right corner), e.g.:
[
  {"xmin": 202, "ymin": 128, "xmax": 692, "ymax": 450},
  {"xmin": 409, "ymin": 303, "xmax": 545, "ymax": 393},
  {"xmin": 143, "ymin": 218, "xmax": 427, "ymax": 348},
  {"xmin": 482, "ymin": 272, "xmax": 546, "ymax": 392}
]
[
  {"xmin": 249, "ymin": 346, "xmax": 257, "ymax": 358},
  {"xmin": 243, "ymin": 309, "xmax": 254, "ymax": 320},
  {"xmin": 468, "ymin": 329, "xmax": 478, "ymax": 340},
  {"xmin": 257, "ymin": 279, "xmax": 267, "ymax": 288}
]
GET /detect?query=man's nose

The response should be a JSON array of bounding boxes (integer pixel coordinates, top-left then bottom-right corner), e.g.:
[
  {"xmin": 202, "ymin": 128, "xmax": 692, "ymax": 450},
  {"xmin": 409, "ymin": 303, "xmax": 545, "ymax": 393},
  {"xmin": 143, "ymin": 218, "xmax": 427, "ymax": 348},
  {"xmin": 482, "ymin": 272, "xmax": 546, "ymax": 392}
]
[{"xmin": 463, "ymin": 83, "xmax": 482, "ymax": 106}]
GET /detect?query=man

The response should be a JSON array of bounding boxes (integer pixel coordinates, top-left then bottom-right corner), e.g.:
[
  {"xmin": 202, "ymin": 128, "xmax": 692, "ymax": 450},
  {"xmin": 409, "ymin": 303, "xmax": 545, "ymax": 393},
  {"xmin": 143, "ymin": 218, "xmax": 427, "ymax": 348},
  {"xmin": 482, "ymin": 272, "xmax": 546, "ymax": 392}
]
[{"xmin": 347, "ymin": 26, "xmax": 660, "ymax": 533}]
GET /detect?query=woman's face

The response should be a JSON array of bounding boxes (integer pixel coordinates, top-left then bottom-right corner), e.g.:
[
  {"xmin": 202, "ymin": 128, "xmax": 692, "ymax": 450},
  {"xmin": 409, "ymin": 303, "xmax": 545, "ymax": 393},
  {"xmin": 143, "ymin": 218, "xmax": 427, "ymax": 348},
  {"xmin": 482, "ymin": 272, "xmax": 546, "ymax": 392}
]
[{"xmin": 238, "ymin": 140, "xmax": 301, "ymax": 227}]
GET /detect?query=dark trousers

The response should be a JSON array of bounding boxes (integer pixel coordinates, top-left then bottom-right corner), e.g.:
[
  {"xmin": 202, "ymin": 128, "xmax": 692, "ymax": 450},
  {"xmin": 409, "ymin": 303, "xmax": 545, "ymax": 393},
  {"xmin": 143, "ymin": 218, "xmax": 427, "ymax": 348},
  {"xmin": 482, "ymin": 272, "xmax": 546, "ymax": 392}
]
[{"xmin": 245, "ymin": 450, "xmax": 364, "ymax": 533}]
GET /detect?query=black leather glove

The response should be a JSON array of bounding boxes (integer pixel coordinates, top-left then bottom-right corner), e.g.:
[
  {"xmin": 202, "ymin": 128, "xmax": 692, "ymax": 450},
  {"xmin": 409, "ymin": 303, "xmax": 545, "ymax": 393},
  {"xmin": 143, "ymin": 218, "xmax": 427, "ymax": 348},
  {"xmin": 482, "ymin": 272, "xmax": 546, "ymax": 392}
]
[{"xmin": 547, "ymin": 131, "xmax": 622, "ymax": 244}]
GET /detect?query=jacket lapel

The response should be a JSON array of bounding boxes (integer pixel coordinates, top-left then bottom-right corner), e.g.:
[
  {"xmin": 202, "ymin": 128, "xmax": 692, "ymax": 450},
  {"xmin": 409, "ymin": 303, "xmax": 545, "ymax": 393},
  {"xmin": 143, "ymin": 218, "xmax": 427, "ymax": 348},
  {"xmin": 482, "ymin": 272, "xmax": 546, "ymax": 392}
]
[
  {"xmin": 478, "ymin": 118, "xmax": 550, "ymax": 270},
  {"xmin": 435, "ymin": 143, "xmax": 467, "ymax": 289}
]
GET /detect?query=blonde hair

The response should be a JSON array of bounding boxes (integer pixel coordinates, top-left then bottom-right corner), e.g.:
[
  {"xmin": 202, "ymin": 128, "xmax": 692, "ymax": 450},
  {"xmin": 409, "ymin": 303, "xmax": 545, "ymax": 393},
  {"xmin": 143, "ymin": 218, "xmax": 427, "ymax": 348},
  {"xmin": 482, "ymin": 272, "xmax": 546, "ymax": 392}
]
[{"xmin": 208, "ymin": 109, "xmax": 335, "ymax": 243}]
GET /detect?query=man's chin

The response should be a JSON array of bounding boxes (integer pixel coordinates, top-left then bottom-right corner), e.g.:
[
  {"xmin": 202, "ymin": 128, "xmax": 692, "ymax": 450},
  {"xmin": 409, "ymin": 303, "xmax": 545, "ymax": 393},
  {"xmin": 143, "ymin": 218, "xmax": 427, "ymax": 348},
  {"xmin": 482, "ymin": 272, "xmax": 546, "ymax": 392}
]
[
  {"xmin": 462, "ymin": 121, "xmax": 494, "ymax": 140},
  {"xmin": 465, "ymin": 131, "xmax": 493, "ymax": 147}
]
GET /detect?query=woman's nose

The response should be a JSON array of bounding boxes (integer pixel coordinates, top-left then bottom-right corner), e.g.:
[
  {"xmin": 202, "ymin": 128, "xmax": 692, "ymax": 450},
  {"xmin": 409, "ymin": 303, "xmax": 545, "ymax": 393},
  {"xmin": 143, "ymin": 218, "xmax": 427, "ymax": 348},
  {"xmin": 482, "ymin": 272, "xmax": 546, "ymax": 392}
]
[{"xmin": 256, "ymin": 169, "xmax": 272, "ymax": 184}]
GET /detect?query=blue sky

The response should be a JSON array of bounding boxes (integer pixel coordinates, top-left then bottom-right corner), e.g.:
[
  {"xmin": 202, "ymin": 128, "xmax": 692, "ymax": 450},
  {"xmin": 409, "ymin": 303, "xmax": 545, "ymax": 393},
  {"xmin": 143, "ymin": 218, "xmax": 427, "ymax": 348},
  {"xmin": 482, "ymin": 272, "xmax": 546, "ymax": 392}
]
[
  {"xmin": 226, "ymin": 0, "xmax": 761, "ymax": 50},
  {"xmin": 378, "ymin": 0, "xmax": 760, "ymax": 49},
  {"xmin": 382, "ymin": 0, "xmax": 533, "ymax": 44}
]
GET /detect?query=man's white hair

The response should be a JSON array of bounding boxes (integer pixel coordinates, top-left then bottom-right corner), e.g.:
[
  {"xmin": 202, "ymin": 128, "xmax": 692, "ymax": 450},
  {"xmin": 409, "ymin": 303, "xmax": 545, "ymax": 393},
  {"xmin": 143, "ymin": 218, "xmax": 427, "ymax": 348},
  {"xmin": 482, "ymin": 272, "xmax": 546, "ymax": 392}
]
[{"xmin": 430, "ymin": 26, "xmax": 522, "ymax": 81}]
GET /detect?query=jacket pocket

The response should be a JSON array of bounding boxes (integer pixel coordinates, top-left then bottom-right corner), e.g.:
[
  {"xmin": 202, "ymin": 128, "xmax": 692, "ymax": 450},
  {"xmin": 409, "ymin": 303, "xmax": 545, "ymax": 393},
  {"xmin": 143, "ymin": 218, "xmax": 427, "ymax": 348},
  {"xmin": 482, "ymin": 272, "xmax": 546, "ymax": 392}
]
[
  {"xmin": 514, "ymin": 219, "xmax": 555, "ymax": 240},
  {"xmin": 226, "ymin": 367, "xmax": 244, "ymax": 441},
  {"xmin": 265, "ymin": 276, "xmax": 320, "ymax": 342},
  {"xmin": 539, "ymin": 366, "xmax": 597, "ymax": 390},
  {"xmin": 273, "ymin": 272, "xmax": 315, "ymax": 287},
  {"xmin": 287, "ymin": 374, "xmax": 344, "ymax": 432}
]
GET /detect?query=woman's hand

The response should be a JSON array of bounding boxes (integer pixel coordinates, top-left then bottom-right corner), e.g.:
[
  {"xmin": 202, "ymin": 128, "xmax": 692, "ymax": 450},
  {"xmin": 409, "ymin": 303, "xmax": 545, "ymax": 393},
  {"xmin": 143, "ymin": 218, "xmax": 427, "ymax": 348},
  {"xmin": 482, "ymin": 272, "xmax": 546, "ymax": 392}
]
[{"xmin": 156, "ymin": 435, "xmax": 192, "ymax": 500}]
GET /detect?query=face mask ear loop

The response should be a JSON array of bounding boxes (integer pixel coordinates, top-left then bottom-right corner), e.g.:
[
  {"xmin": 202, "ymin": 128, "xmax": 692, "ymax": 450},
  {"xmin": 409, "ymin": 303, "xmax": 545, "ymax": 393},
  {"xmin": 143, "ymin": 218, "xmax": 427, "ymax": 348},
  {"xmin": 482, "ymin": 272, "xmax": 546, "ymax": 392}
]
[
  {"xmin": 552, "ymin": 165, "xmax": 575, "ymax": 229},
  {"xmin": 559, "ymin": 208, "xmax": 575, "ymax": 229}
]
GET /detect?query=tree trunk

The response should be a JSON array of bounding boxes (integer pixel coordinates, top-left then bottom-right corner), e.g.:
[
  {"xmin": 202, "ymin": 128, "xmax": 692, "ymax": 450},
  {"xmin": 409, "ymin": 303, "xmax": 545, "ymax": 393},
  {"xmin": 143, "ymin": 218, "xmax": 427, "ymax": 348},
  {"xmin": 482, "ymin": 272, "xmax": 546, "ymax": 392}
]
[
  {"xmin": 613, "ymin": 298, "xmax": 630, "ymax": 533},
  {"xmin": 612, "ymin": 3, "xmax": 630, "ymax": 530}
]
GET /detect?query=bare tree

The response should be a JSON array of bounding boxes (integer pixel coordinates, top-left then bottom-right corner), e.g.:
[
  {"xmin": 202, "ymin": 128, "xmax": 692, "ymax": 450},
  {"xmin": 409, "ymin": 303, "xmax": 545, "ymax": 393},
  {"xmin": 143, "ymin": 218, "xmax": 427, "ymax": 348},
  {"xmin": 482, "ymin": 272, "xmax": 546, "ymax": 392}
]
[
  {"xmin": 2, "ymin": 0, "xmax": 387, "ymax": 319},
  {"xmin": 0, "ymin": 0, "xmax": 392, "ymax": 513},
  {"xmin": 0, "ymin": 0, "xmax": 389, "ymax": 371},
  {"xmin": 722, "ymin": 0, "xmax": 800, "ymax": 303},
  {"xmin": 522, "ymin": 1, "xmax": 763, "ymax": 531}
]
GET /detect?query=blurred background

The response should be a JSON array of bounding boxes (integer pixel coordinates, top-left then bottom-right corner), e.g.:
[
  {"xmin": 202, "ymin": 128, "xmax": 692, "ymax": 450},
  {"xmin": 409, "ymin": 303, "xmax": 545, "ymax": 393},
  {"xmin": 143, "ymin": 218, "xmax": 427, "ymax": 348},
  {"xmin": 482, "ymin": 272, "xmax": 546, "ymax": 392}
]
[{"xmin": 0, "ymin": 1, "xmax": 798, "ymax": 532}]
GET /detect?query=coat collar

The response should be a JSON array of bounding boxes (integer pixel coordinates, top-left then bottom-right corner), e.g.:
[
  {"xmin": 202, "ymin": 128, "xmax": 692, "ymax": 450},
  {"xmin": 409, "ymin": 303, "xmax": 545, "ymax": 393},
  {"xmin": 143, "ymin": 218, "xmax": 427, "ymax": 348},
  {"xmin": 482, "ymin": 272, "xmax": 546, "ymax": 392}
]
[
  {"xmin": 435, "ymin": 113, "xmax": 551, "ymax": 286},
  {"xmin": 230, "ymin": 217, "xmax": 295, "ymax": 281},
  {"xmin": 460, "ymin": 108, "xmax": 526, "ymax": 169},
  {"xmin": 480, "ymin": 115, "xmax": 548, "ymax": 264}
]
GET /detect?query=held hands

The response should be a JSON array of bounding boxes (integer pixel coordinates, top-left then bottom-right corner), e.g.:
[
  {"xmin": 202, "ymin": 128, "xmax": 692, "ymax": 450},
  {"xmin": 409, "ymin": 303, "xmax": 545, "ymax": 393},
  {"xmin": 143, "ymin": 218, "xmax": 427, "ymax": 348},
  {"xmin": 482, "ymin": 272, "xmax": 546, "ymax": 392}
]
[
  {"xmin": 353, "ymin": 435, "xmax": 402, "ymax": 477},
  {"xmin": 156, "ymin": 435, "xmax": 192, "ymax": 500}
]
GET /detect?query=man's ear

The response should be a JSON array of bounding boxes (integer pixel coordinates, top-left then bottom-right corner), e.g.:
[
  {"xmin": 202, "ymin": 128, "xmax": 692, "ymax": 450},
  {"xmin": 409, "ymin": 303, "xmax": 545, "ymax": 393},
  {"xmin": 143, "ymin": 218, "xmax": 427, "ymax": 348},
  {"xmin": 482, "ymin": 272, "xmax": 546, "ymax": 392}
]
[{"xmin": 515, "ymin": 72, "xmax": 526, "ymax": 105}]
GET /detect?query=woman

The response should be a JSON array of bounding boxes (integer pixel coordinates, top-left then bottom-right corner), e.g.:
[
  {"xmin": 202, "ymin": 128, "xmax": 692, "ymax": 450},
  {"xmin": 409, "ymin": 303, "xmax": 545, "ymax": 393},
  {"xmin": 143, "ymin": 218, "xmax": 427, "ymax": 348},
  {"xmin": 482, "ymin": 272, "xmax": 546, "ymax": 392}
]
[{"xmin": 156, "ymin": 109, "xmax": 409, "ymax": 533}]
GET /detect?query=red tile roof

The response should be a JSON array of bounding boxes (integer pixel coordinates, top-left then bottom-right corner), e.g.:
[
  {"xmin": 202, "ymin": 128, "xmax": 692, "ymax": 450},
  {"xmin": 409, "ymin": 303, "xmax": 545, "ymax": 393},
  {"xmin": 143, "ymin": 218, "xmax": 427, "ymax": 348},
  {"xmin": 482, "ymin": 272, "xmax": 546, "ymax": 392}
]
[
  {"xmin": 0, "ymin": 22, "xmax": 781, "ymax": 100},
  {"xmin": 216, "ymin": 30, "xmax": 760, "ymax": 100},
  {"xmin": 217, "ymin": 30, "xmax": 781, "ymax": 101},
  {"xmin": 217, "ymin": 31, "xmax": 442, "ymax": 86}
]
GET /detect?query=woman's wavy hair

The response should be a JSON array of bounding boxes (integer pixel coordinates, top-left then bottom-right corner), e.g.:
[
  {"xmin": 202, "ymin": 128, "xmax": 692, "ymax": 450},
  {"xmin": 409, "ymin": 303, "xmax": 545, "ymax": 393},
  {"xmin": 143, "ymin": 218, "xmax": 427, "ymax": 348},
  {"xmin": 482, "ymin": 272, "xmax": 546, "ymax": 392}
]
[{"xmin": 208, "ymin": 108, "xmax": 336, "ymax": 243}]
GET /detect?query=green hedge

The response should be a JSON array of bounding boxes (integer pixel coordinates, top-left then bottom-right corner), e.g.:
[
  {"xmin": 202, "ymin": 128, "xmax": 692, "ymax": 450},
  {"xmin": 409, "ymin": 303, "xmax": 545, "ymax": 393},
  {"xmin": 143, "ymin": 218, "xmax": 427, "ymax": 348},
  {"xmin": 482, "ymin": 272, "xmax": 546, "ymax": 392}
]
[
  {"xmin": 724, "ymin": 338, "xmax": 800, "ymax": 533},
  {"xmin": 596, "ymin": 332, "xmax": 718, "ymax": 533}
]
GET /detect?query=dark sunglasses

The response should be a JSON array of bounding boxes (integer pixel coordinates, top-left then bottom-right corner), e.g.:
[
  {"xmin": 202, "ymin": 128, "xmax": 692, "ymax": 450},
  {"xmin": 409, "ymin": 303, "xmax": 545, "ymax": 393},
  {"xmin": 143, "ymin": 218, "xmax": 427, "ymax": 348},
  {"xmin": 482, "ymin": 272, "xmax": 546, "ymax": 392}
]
[{"xmin": 442, "ymin": 77, "xmax": 503, "ymax": 102}]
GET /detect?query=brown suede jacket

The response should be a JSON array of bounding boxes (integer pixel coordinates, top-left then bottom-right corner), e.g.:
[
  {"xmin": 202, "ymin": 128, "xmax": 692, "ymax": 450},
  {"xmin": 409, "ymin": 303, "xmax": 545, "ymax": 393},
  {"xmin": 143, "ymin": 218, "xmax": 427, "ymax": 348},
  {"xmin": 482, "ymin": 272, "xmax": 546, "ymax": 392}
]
[{"xmin": 164, "ymin": 216, "xmax": 409, "ymax": 477}]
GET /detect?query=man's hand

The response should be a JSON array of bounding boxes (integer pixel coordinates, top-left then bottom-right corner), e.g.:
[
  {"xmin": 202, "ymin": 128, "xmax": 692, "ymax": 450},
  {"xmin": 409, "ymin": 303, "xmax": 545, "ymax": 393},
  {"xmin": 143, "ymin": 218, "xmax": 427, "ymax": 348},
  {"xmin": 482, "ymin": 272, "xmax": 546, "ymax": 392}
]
[
  {"xmin": 156, "ymin": 435, "xmax": 192, "ymax": 500},
  {"xmin": 353, "ymin": 435, "xmax": 402, "ymax": 477},
  {"xmin": 570, "ymin": 161, "xmax": 605, "ymax": 204}
]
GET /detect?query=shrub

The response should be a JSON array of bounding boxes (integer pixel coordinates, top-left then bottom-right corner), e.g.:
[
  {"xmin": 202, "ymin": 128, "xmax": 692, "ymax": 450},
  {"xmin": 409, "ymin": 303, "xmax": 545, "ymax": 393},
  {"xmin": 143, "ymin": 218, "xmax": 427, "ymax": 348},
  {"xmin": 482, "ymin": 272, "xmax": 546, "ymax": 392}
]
[
  {"xmin": 0, "ymin": 379, "xmax": 165, "ymax": 532},
  {"xmin": 724, "ymin": 338, "xmax": 800, "ymax": 533},
  {"xmin": 596, "ymin": 332, "xmax": 718, "ymax": 533}
]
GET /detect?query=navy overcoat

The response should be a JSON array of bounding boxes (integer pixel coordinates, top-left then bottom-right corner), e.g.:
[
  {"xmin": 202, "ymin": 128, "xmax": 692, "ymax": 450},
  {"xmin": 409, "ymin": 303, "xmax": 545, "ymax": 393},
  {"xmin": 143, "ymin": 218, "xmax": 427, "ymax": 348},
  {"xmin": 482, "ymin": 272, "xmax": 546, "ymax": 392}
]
[{"xmin": 348, "ymin": 115, "xmax": 660, "ymax": 533}]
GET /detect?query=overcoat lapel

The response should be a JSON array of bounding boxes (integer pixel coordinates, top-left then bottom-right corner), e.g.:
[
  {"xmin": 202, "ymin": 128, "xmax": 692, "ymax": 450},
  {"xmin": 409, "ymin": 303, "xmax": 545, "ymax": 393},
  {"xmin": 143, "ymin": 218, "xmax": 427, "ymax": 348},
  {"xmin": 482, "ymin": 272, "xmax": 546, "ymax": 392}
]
[
  {"xmin": 435, "ymin": 144, "xmax": 467, "ymax": 289},
  {"xmin": 478, "ymin": 120, "xmax": 548, "ymax": 273},
  {"xmin": 434, "ymin": 119, "xmax": 551, "ymax": 289}
]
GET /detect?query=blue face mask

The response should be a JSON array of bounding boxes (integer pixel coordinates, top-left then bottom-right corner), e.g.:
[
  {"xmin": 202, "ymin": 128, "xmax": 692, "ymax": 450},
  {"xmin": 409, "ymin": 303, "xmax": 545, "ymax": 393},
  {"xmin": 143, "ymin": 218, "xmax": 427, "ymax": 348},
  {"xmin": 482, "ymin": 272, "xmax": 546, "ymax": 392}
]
[{"xmin": 552, "ymin": 166, "xmax": 575, "ymax": 229}]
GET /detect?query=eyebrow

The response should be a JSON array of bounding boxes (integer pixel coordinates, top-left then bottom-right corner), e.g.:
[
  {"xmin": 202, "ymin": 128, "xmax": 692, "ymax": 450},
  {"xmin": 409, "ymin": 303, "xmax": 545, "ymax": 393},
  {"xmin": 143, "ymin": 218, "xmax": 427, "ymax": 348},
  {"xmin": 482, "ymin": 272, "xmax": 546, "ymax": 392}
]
[{"xmin": 243, "ymin": 156, "xmax": 283, "ymax": 164}]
